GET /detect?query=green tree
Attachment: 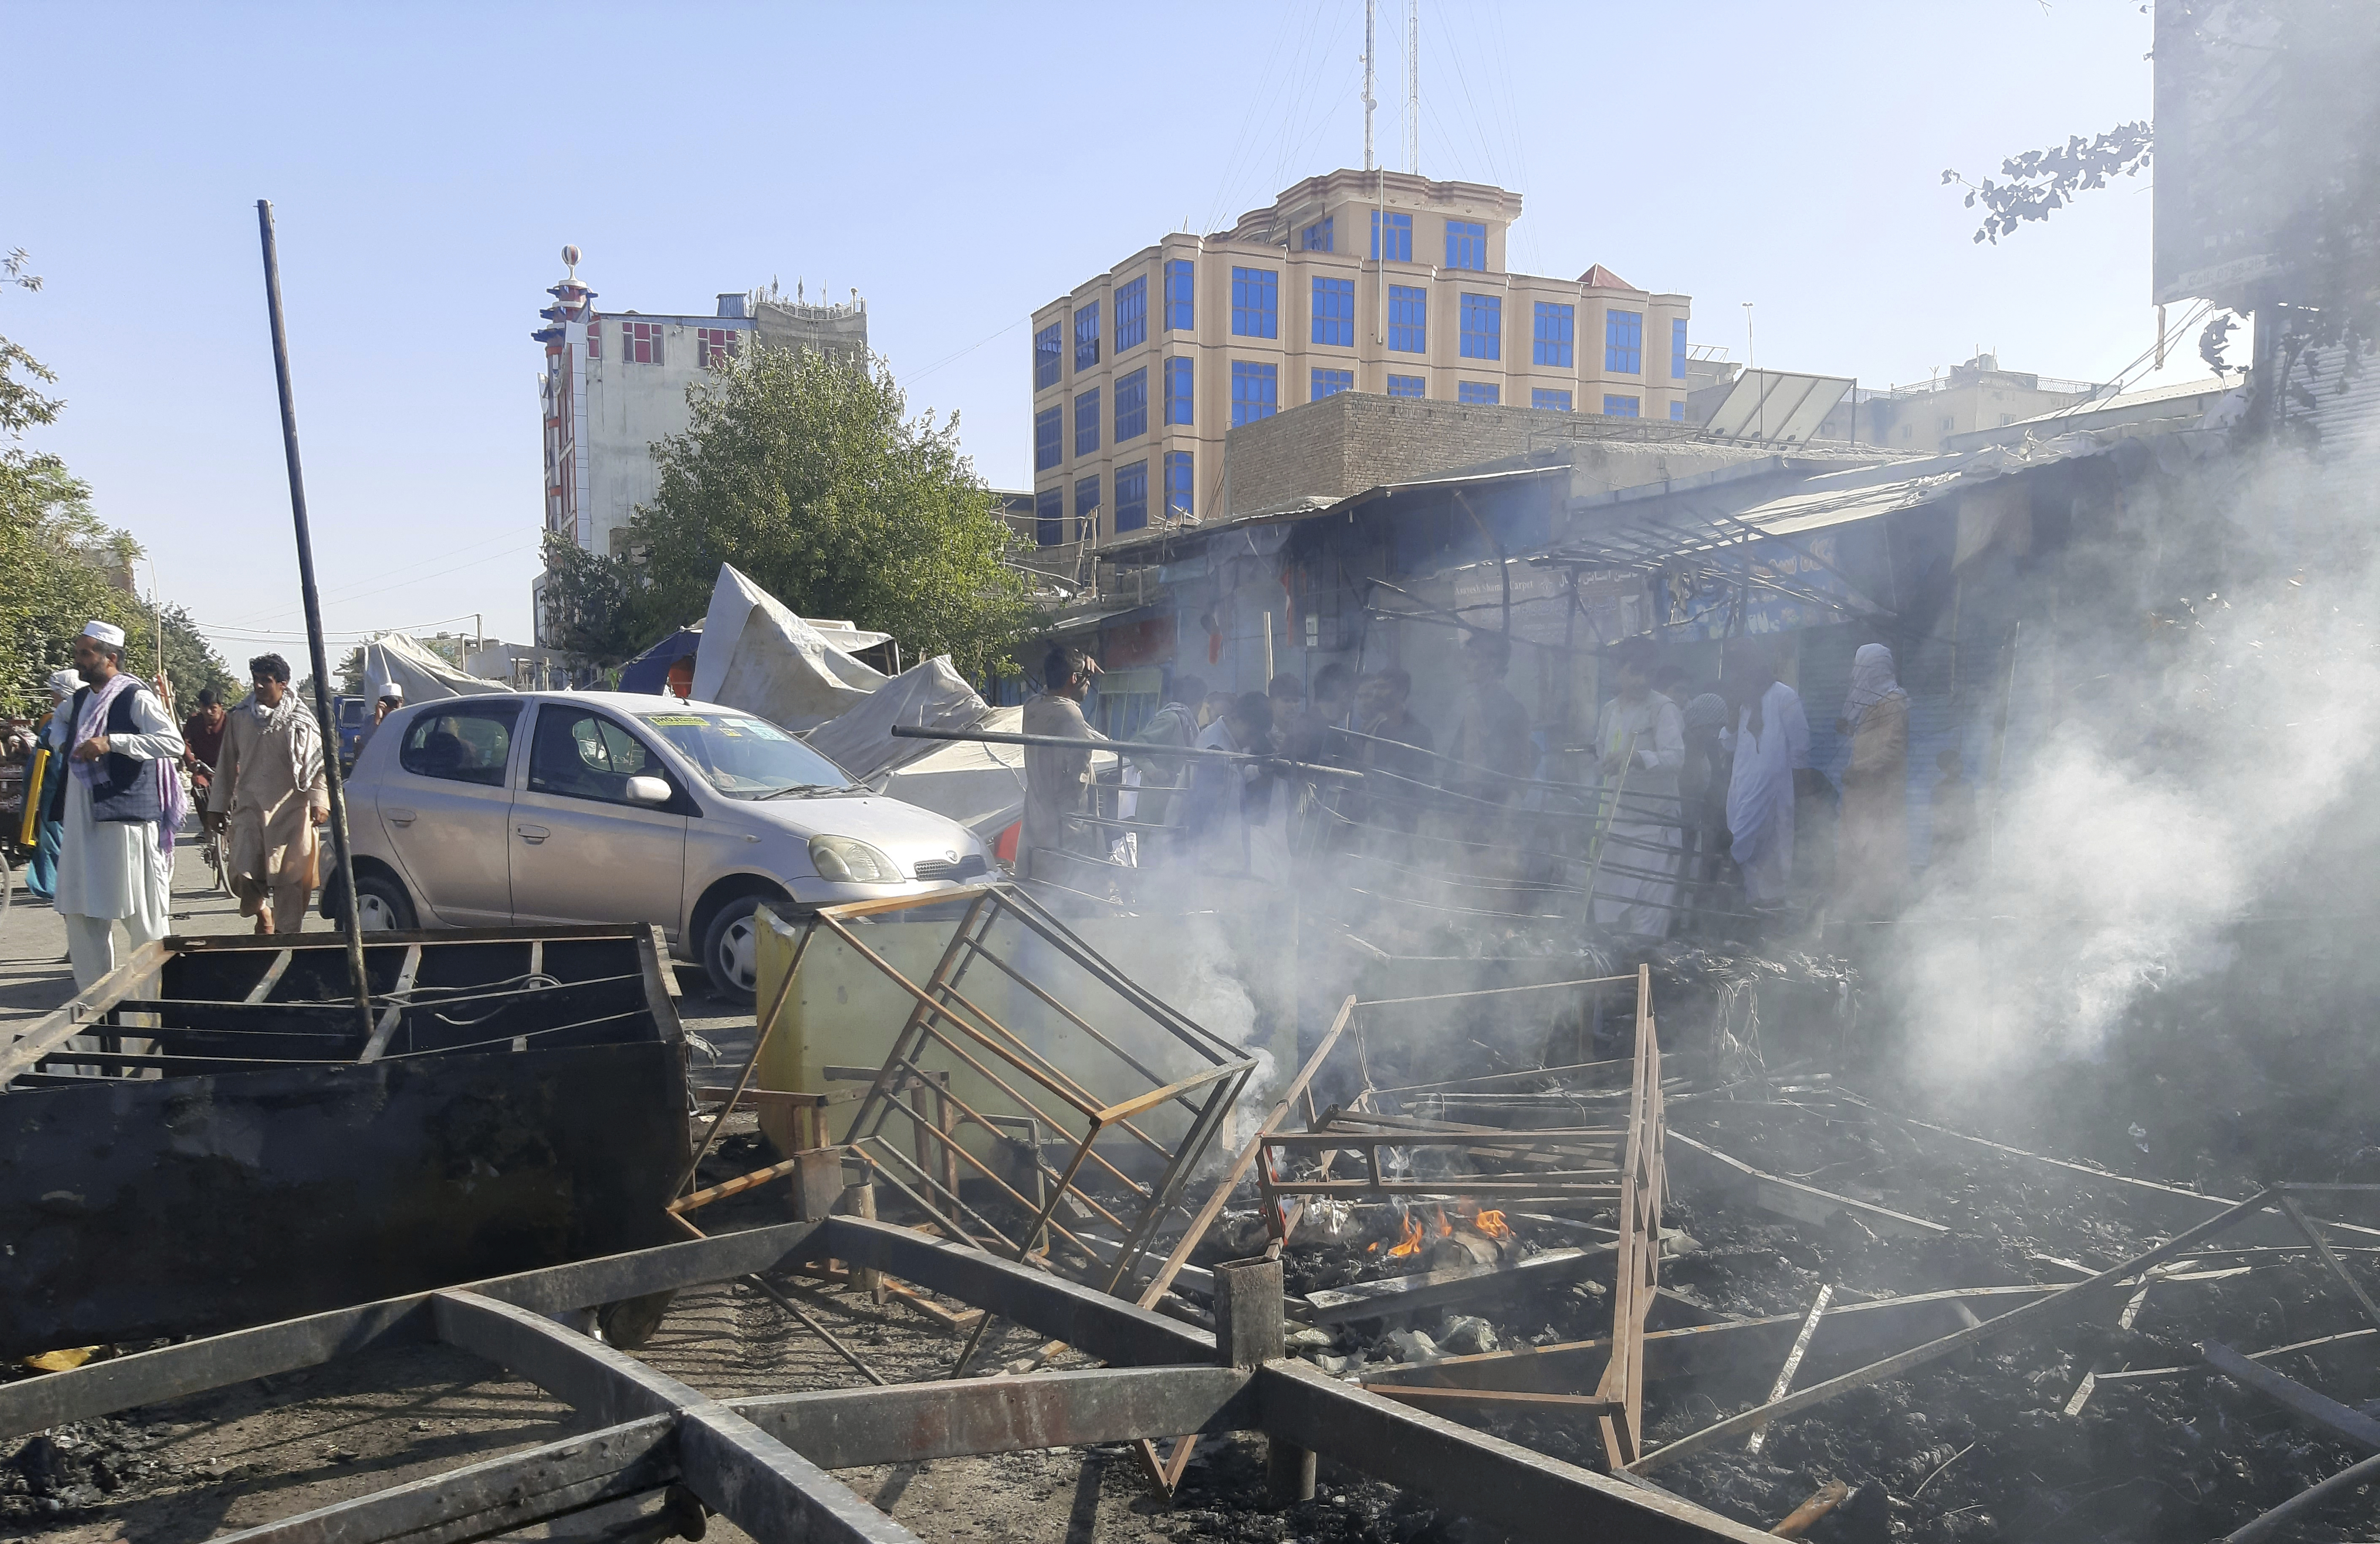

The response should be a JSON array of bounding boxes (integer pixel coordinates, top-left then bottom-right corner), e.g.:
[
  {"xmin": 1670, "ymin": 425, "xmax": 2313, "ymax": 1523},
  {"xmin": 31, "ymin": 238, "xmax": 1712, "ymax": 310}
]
[{"xmin": 543, "ymin": 346, "xmax": 1036, "ymax": 678}]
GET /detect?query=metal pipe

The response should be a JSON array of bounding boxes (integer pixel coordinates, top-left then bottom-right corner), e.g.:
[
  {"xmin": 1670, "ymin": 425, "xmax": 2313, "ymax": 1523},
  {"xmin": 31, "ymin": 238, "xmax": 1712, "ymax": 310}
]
[{"xmin": 254, "ymin": 200, "xmax": 371, "ymax": 1042}]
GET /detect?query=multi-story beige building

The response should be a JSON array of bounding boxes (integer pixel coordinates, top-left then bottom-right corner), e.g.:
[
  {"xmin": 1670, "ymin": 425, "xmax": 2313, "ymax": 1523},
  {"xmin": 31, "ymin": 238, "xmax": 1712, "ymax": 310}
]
[{"xmin": 1027, "ymin": 170, "xmax": 1690, "ymax": 552}]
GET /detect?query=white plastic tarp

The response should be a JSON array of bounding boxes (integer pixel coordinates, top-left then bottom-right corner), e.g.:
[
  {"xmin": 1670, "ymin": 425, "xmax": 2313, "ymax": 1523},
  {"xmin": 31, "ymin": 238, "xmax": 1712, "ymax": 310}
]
[
  {"xmin": 873, "ymin": 706, "xmax": 1029, "ymax": 839},
  {"xmin": 690, "ymin": 564, "xmax": 886, "ymax": 730},
  {"xmin": 803, "ymin": 655, "xmax": 990, "ymax": 783},
  {"xmin": 358, "ymin": 632, "xmax": 512, "ymax": 702}
]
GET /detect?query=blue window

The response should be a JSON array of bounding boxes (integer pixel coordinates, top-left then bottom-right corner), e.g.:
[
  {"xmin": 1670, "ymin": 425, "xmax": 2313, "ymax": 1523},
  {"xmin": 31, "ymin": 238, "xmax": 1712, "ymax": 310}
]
[
  {"xmin": 1312, "ymin": 276, "xmax": 1354, "ymax": 347},
  {"xmin": 1532, "ymin": 303, "xmax": 1574, "ymax": 367},
  {"xmin": 1074, "ymin": 474, "xmax": 1101, "ymax": 537},
  {"xmin": 1034, "ymin": 407, "xmax": 1062, "ymax": 471},
  {"xmin": 1388, "ymin": 285, "xmax": 1427, "ymax": 353},
  {"xmin": 1230, "ymin": 361, "xmax": 1278, "ymax": 425},
  {"xmin": 1603, "ymin": 394, "xmax": 1640, "ymax": 418},
  {"xmin": 1230, "ymin": 267, "xmax": 1278, "ymax": 338},
  {"xmin": 1532, "ymin": 388, "xmax": 1572, "ymax": 411},
  {"xmin": 1459, "ymin": 293, "xmax": 1501, "ymax": 359},
  {"xmin": 1670, "ymin": 401, "xmax": 1685, "ymax": 421},
  {"xmin": 1115, "ymin": 277, "xmax": 1147, "ymax": 354},
  {"xmin": 1115, "ymin": 460, "xmax": 1149, "ymax": 533},
  {"xmin": 1605, "ymin": 309, "xmax": 1642, "ymax": 374},
  {"xmin": 1114, "ymin": 368, "xmax": 1148, "ymax": 442},
  {"xmin": 1164, "ymin": 259, "xmax": 1194, "ymax": 331},
  {"xmin": 1386, "ymin": 374, "xmax": 1425, "ymax": 398},
  {"xmin": 1035, "ymin": 487, "xmax": 1064, "ymax": 547},
  {"xmin": 1671, "ymin": 317, "xmax": 1688, "ymax": 380},
  {"xmin": 1458, "ymin": 381, "xmax": 1500, "ymax": 405},
  {"xmin": 1074, "ymin": 389, "xmax": 1100, "ymax": 456},
  {"xmin": 1074, "ymin": 304, "xmax": 1100, "ymax": 370},
  {"xmin": 1302, "ymin": 217, "xmax": 1334, "ymax": 252},
  {"xmin": 1164, "ymin": 451, "xmax": 1194, "ymax": 520},
  {"xmin": 1312, "ymin": 367, "xmax": 1353, "ymax": 400},
  {"xmin": 1445, "ymin": 220, "xmax": 1486, "ymax": 271},
  {"xmin": 1371, "ymin": 211, "xmax": 1412, "ymax": 262},
  {"xmin": 1033, "ymin": 323, "xmax": 1063, "ymax": 388},
  {"xmin": 1164, "ymin": 358, "xmax": 1193, "ymax": 426}
]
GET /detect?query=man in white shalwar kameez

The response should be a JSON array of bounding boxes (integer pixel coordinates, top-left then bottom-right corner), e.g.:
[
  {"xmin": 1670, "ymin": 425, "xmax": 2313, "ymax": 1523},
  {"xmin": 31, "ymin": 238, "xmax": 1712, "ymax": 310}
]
[
  {"xmin": 1724, "ymin": 647, "xmax": 1810, "ymax": 911},
  {"xmin": 1590, "ymin": 640, "xmax": 1685, "ymax": 938},
  {"xmin": 50, "ymin": 620, "xmax": 186, "ymax": 990}
]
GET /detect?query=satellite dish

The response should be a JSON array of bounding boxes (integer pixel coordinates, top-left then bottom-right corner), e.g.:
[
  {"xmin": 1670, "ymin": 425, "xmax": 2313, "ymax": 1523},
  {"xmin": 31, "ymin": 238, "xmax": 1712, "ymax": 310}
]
[{"xmin": 561, "ymin": 244, "xmax": 582, "ymax": 275}]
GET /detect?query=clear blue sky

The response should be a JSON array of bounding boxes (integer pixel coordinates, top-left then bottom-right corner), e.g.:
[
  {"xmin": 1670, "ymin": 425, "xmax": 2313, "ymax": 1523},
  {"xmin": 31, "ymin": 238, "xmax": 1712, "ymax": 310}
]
[{"xmin": 5, "ymin": 1, "xmax": 2174, "ymax": 670}]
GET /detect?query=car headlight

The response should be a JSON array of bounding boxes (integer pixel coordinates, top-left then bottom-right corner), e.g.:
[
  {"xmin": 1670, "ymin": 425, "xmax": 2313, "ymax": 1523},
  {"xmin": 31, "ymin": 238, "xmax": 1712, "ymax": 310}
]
[{"xmin": 809, "ymin": 834, "xmax": 902, "ymax": 884}]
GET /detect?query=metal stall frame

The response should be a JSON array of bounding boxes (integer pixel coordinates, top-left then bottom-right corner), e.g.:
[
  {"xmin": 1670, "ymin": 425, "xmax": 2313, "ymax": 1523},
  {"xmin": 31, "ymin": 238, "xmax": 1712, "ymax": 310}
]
[{"xmin": 0, "ymin": 1217, "xmax": 1772, "ymax": 1544}]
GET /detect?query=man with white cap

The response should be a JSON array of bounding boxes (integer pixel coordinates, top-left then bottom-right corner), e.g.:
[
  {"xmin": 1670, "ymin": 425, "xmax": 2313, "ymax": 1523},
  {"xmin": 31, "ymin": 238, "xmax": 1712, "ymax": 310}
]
[
  {"xmin": 49, "ymin": 620, "xmax": 186, "ymax": 988},
  {"xmin": 352, "ymin": 679, "xmax": 404, "ymax": 765},
  {"xmin": 22, "ymin": 669, "xmax": 81, "ymax": 902},
  {"xmin": 207, "ymin": 653, "xmax": 328, "ymax": 935}
]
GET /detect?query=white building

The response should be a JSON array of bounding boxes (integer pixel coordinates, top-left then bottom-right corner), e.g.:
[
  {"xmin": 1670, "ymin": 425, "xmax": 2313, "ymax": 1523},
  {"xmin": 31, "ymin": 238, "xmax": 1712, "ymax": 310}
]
[{"xmin": 530, "ymin": 251, "xmax": 867, "ymax": 643}]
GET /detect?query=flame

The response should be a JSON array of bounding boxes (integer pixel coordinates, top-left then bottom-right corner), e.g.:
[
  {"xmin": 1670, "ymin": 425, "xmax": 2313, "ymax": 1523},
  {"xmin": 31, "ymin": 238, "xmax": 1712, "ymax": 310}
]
[
  {"xmin": 1386, "ymin": 1214, "xmax": 1426, "ymax": 1257},
  {"xmin": 1473, "ymin": 1209, "xmax": 1513, "ymax": 1240},
  {"xmin": 1429, "ymin": 1205, "xmax": 1453, "ymax": 1237}
]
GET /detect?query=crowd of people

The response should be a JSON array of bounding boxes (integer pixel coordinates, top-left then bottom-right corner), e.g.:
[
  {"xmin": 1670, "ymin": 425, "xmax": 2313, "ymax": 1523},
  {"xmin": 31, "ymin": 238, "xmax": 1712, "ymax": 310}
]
[{"xmin": 1016, "ymin": 631, "xmax": 1972, "ymax": 948}]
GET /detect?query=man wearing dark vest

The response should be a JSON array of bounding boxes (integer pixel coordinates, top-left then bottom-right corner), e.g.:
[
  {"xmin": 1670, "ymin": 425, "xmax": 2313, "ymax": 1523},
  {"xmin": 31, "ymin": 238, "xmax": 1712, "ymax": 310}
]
[{"xmin": 49, "ymin": 620, "xmax": 186, "ymax": 989}]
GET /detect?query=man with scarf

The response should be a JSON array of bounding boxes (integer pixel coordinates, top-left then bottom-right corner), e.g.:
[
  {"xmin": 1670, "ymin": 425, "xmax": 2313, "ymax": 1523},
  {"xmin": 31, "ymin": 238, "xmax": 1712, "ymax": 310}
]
[
  {"xmin": 1723, "ymin": 642, "xmax": 1809, "ymax": 915},
  {"xmin": 1834, "ymin": 642, "xmax": 1910, "ymax": 922},
  {"xmin": 50, "ymin": 621, "xmax": 186, "ymax": 989},
  {"xmin": 206, "ymin": 653, "xmax": 328, "ymax": 935}
]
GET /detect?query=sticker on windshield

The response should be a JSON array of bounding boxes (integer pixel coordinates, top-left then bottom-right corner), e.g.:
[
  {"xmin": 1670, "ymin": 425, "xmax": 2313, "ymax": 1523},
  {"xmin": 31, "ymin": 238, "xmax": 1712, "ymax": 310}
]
[{"xmin": 644, "ymin": 715, "xmax": 707, "ymax": 727}]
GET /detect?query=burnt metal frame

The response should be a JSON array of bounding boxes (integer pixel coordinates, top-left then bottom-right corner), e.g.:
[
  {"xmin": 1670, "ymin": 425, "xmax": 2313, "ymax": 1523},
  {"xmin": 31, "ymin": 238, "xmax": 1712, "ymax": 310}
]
[{"xmin": 0, "ymin": 1215, "xmax": 1772, "ymax": 1544}]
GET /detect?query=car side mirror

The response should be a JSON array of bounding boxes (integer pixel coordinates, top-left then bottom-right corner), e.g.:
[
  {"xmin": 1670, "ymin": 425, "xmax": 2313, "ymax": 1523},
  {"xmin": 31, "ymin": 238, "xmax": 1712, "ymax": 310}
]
[{"xmin": 624, "ymin": 775, "xmax": 672, "ymax": 806}]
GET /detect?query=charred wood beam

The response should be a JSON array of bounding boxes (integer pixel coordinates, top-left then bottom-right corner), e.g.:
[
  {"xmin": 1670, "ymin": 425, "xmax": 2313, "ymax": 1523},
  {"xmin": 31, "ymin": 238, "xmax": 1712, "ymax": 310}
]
[
  {"xmin": 2199, "ymin": 1339, "xmax": 2380, "ymax": 1451},
  {"xmin": 674, "ymin": 1406, "xmax": 926, "ymax": 1544},
  {"xmin": 1302, "ymin": 1246, "xmax": 1611, "ymax": 1324},
  {"xmin": 1254, "ymin": 1359, "xmax": 1774, "ymax": 1544},
  {"xmin": 432, "ymin": 1290, "xmax": 699, "ymax": 1426},
  {"xmin": 731, "ymin": 1367, "xmax": 1257, "ymax": 1467}
]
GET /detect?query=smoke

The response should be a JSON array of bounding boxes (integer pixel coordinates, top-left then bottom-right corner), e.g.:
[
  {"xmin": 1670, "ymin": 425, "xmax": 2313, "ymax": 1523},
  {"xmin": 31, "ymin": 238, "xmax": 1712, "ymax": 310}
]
[{"xmin": 1884, "ymin": 432, "xmax": 2380, "ymax": 1090}]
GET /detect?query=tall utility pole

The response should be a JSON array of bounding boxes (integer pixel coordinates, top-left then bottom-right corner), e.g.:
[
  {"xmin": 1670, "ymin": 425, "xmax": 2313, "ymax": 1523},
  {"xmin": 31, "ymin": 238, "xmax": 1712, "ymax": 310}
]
[
  {"xmin": 1407, "ymin": 0, "xmax": 1420, "ymax": 174},
  {"xmin": 1362, "ymin": 0, "xmax": 1377, "ymax": 172}
]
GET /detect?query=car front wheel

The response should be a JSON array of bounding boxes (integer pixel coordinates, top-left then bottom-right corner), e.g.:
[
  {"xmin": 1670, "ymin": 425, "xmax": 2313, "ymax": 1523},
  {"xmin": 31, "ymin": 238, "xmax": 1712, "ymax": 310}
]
[{"xmin": 700, "ymin": 895, "xmax": 768, "ymax": 1003}]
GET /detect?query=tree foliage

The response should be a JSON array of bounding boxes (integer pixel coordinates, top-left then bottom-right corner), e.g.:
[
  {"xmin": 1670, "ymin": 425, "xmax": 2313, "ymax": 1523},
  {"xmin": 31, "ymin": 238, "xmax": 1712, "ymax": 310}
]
[
  {"xmin": 1942, "ymin": 123, "xmax": 2153, "ymax": 246},
  {"xmin": 541, "ymin": 346, "xmax": 1036, "ymax": 678}
]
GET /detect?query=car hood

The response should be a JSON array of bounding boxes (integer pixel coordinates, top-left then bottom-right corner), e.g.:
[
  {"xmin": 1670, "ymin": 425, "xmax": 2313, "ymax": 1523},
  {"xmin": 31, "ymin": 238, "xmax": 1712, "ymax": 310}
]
[{"xmin": 729, "ymin": 791, "xmax": 985, "ymax": 860}]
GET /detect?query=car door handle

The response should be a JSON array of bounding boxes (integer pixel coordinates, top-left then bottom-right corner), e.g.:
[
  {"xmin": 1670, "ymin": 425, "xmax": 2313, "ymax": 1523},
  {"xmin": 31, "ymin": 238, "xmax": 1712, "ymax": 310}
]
[
  {"xmin": 386, "ymin": 807, "xmax": 416, "ymax": 827},
  {"xmin": 515, "ymin": 824, "xmax": 550, "ymax": 844}
]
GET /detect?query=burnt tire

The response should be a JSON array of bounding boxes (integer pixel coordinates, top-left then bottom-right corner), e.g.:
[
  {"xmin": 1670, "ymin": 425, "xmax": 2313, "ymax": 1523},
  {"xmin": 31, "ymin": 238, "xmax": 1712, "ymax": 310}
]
[{"xmin": 598, "ymin": 1290, "xmax": 676, "ymax": 1350}]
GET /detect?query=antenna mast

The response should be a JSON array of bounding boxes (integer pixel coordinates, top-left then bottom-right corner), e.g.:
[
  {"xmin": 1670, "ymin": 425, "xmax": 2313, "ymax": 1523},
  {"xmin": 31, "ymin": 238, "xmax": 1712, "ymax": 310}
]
[
  {"xmin": 1362, "ymin": 0, "xmax": 1377, "ymax": 172},
  {"xmin": 1407, "ymin": 0, "xmax": 1419, "ymax": 173}
]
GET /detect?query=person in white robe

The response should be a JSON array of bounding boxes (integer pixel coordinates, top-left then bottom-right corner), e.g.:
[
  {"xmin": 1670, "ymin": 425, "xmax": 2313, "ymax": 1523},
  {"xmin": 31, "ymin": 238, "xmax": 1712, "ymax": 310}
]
[
  {"xmin": 50, "ymin": 620, "xmax": 186, "ymax": 990},
  {"xmin": 1590, "ymin": 639, "xmax": 1685, "ymax": 938},
  {"xmin": 1724, "ymin": 646, "xmax": 1810, "ymax": 911},
  {"xmin": 1017, "ymin": 646, "xmax": 1105, "ymax": 883}
]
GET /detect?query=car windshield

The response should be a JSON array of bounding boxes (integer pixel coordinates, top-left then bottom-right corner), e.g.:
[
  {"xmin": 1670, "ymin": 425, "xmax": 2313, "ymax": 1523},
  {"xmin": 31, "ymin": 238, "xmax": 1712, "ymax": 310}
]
[{"xmin": 637, "ymin": 711, "xmax": 856, "ymax": 798}]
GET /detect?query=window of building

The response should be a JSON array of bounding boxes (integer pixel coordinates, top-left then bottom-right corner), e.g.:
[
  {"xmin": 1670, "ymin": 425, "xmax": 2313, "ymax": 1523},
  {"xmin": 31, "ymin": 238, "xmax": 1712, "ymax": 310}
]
[
  {"xmin": 1164, "ymin": 259, "xmax": 1194, "ymax": 330},
  {"xmin": 697, "ymin": 327, "xmax": 741, "ymax": 369},
  {"xmin": 1114, "ymin": 459, "xmax": 1149, "ymax": 533},
  {"xmin": 1459, "ymin": 381, "xmax": 1500, "ymax": 405},
  {"xmin": 1388, "ymin": 285, "xmax": 1427, "ymax": 353},
  {"xmin": 620, "ymin": 320, "xmax": 664, "ymax": 365},
  {"xmin": 1033, "ymin": 322, "xmax": 1063, "ymax": 388},
  {"xmin": 1604, "ymin": 309, "xmax": 1642, "ymax": 374},
  {"xmin": 1074, "ymin": 303, "xmax": 1100, "ymax": 369},
  {"xmin": 1302, "ymin": 216, "xmax": 1334, "ymax": 252},
  {"xmin": 1074, "ymin": 474, "xmax": 1101, "ymax": 540},
  {"xmin": 1164, "ymin": 358, "xmax": 1193, "ymax": 425},
  {"xmin": 1034, "ymin": 407, "xmax": 1062, "ymax": 471},
  {"xmin": 1386, "ymin": 374, "xmax": 1425, "ymax": 398},
  {"xmin": 1445, "ymin": 220, "xmax": 1486, "ymax": 271},
  {"xmin": 1164, "ymin": 451, "xmax": 1194, "ymax": 520},
  {"xmin": 1036, "ymin": 487, "xmax": 1064, "ymax": 547},
  {"xmin": 1230, "ymin": 267, "xmax": 1278, "ymax": 338},
  {"xmin": 1670, "ymin": 401, "xmax": 1685, "ymax": 421},
  {"xmin": 584, "ymin": 320, "xmax": 600, "ymax": 358},
  {"xmin": 1115, "ymin": 276, "xmax": 1147, "ymax": 354},
  {"xmin": 1230, "ymin": 361, "xmax": 1278, "ymax": 425},
  {"xmin": 1939, "ymin": 415, "xmax": 1955, "ymax": 433},
  {"xmin": 1603, "ymin": 394, "xmax": 1640, "ymax": 418},
  {"xmin": 1114, "ymin": 368, "xmax": 1148, "ymax": 442},
  {"xmin": 1312, "ymin": 276, "xmax": 1354, "ymax": 347},
  {"xmin": 1670, "ymin": 317, "xmax": 1687, "ymax": 380},
  {"xmin": 1533, "ymin": 302, "xmax": 1574, "ymax": 367},
  {"xmin": 2000, "ymin": 413, "xmax": 2016, "ymax": 426},
  {"xmin": 1459, "ymin": 293, "xmax": 1502, "ymax": 359},
  {"xmin": 1532, "ymin": 388, "xmax": 1572, "ymax": 411},
  {"xmin": 1312, "ymin": 368, "xmax": 1354, "ymax": 400},
  {"xmin": 1371, "ymin": 211, "xmax": 1413, "ymax": 262},
  {"xmin": 1074, "ymin": 389, "xmax": 1101, "ymax": 456}
]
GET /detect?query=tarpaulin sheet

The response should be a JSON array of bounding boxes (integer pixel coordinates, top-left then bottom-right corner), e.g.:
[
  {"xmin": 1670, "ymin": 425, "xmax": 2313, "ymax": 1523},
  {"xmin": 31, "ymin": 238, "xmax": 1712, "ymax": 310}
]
[
  {"xmin": 358, "ymin": 632, "xmax": 513, "ymax": 702},
  {"xmin": 803, "ymin": 655, "xmax": 990, "ymax": 783},
  {"xmin": 690, "ymin": 564, "xmax": 885, "ymax": 730}
]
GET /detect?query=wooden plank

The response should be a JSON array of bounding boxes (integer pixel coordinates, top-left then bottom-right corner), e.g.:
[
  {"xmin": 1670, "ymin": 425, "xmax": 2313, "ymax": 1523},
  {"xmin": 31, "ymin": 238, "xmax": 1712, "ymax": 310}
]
[
  {"xmin": 2200, "ymin": 1339, "xmax": 2380, "ymax": 1451},
  {"xmin": 357, "ymin": 943, "xmax": 421, "ymax": 1063},
  {"xmin": 1747, "ymin": 1285, "xmax": 1831, "ymax": 1453},
  {"xmin": 1665, "ymin": 1133, "xmax": 1948, "ymax": 1241},
  {"xmin": 1366, "ymin": 1385, "xmax": 1620, "ymax": 1417},
  {"xmin": 0, "ymin": 938, "xmax": 168, "ymax": 1085},
  {"xmin": 2278, "ymin": 1193, "xmax": 2380, "ymax": 1336},
  {"xmin": 241, "ymin": 949, "xmax": 294, "ymax": 1004}
]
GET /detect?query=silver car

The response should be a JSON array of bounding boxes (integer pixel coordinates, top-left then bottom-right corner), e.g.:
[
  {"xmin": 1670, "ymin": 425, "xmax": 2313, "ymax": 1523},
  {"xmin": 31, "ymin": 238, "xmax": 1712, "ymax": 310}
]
[{"xmin": 326, "ymin": 691, "xmax": 994, "ymax": 998}]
